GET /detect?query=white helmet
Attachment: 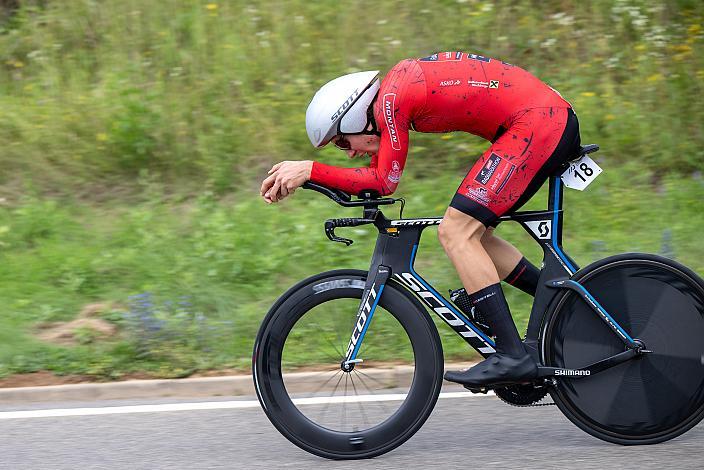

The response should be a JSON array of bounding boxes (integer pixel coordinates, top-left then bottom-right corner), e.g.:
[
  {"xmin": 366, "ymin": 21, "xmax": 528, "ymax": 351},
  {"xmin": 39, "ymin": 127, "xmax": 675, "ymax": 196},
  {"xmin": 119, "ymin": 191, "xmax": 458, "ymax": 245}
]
[{"xmin": 306, "ymin": 70, "xmax": 380, "ymax": 147}]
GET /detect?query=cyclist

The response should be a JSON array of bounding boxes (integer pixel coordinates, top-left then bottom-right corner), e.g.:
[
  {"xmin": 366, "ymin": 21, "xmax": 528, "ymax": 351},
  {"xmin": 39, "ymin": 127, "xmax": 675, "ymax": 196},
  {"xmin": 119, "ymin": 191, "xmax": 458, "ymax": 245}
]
[{"xmin": 260, "ymin": 52, "xmax": 581, "ymax": 388}]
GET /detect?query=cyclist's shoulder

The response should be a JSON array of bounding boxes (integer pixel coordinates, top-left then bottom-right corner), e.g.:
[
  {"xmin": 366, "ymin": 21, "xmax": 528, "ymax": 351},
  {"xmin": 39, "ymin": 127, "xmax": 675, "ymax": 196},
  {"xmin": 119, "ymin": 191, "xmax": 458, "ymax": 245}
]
[
  {"xmin": 382, "ymin": 57, "xmax": 425, "ymax": 80},
  {"xmin": 378, "ymin": 58, "xmax": 425, "ymax": 101},
  {"xmin": 375, "ymin": 64, "xmax": 425, "ymax": 127}
]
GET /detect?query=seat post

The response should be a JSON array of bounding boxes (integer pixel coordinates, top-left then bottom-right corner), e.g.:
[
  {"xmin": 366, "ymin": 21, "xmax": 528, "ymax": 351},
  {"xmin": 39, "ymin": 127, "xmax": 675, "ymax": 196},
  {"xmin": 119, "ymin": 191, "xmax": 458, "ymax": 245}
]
[
  {"xmin": 548, "ymin": 143, "xmax": 599, "ymax": 247},
  {"xmin": 548, "ymin": 176, "xmax": 564, "ymax": 246},
  {"xmin": 548, "ymin": 176, "xmax": 562, "ymax": 211}
]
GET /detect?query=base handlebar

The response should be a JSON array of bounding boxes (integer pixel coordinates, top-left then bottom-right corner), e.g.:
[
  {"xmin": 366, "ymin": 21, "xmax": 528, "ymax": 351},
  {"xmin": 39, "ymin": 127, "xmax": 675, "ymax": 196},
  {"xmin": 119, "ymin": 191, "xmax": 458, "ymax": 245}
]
[{"xmin": 302, "ymin": 182, "xmax": 396, "ymax": 208}]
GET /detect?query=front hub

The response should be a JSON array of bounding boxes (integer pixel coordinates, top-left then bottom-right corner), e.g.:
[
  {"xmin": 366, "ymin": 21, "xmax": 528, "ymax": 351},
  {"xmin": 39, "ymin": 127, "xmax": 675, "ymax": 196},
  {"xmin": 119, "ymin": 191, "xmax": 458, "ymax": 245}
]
[{"xmin": 341, "ymin": 358, "xmax": 363, "ymax": 372}]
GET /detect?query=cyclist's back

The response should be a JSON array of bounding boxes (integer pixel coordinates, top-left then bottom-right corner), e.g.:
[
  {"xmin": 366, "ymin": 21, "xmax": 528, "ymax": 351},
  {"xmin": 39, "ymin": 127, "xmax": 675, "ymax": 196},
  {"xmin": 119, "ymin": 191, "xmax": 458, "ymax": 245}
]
[
  {"xmin": 395, "ymin": 51, "xmax": 571, "ymax": 140},
  {"xmin": 312, "ymin": 51, "xmax": 575, "ymax": 200}
]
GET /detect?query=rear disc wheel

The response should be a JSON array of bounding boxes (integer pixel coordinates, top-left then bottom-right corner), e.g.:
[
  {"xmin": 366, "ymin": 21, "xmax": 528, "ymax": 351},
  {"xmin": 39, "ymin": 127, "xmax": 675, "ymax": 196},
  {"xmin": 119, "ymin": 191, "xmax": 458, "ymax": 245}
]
[{"xmin": 543, "ymin": 254, "xmax": 704, "ymax": 444}]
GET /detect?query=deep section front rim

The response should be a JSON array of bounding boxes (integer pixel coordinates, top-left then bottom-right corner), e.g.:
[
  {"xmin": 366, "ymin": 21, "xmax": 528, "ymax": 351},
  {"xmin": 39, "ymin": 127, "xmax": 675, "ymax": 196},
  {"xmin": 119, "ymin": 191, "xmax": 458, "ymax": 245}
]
[{"xmin": 253, "ymin": 270, "xmax": 443, "ymax": 459}]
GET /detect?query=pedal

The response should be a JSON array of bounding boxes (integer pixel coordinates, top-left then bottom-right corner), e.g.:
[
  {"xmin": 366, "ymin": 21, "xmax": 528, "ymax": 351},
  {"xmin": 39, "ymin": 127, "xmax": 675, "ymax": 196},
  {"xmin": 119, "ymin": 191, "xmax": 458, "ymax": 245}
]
[
  {"xmin": 449, "ymin": 288, "xmax": 494, "ymax": 337},
  {"xmin": 463, "ymin": 385, "xmax": 489, "ymax": 394}
]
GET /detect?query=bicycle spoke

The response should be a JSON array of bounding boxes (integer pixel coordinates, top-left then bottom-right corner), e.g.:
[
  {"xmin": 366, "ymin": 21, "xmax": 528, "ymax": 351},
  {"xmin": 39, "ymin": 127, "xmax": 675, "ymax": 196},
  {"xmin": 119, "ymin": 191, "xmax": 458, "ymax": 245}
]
[
  {"xmin": 306, "ymin": 369, "xmax": 343, "ymax": 398},
  {"xmin": 341, "ymin": 373, "xmax": 349, "ymax": 431},
  {"xmin": 283, "ymin": 351, "xmax": 341, "ymax": 371},
  {"xmin": 349, "ymin": 372, "xmax": 371, "ymax": 429},
  {"xmin": 333, "ymin": 313, "xmax": 349, "ymax": 360},
  {"xmin": 256, "ymin": 268, "xmax": 446, "ymax": 455},
  {"xmin": 353, "ymin": 369, "xmax": 393, "ymax": 417},
  {"xmin": 353, "ymin": 368, "xmax": 395, "ymax": 390},
  {"xmin": 317, "ymin": 371, "xmax": 346, "ymax": 425},
  {"xmin": 322, "ymin": 334, "xmax": 345, "ymax": 360}
]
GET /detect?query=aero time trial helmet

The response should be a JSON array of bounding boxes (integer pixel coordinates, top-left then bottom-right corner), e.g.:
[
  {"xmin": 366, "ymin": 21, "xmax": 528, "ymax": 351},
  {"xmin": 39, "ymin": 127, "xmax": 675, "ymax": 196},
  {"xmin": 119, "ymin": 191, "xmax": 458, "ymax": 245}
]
[{"xmin": 305, "ymin": 71, "xmax": 380, "ymax": 148}]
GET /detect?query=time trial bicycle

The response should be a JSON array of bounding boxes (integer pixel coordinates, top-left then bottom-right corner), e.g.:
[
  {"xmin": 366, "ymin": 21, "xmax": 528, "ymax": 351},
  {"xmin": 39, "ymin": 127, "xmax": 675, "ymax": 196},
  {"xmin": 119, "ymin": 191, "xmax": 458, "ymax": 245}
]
[{"xmin": 253, "ymin": 144, "xmax": 704, "ymax": 459}]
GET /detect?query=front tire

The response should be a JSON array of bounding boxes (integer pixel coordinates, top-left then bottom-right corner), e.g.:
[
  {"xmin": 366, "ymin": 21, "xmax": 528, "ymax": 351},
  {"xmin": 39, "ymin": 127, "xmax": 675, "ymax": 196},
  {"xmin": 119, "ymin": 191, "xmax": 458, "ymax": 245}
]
[{"xmin": 253, "ymin": 270, "xmax": 444, "ymax": 459}]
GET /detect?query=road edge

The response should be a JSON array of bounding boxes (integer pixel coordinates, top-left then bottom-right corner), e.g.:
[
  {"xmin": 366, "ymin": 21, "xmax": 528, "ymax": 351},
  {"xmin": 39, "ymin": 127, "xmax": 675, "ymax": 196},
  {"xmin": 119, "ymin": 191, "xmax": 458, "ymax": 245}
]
[{"xmin": 0, "ymin": 362, "xmax": 477, "ymax": 404}]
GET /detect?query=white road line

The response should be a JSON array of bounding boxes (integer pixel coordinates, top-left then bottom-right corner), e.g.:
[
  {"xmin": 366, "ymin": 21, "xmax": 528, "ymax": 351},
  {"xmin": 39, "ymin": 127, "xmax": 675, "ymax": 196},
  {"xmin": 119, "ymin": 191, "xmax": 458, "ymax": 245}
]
[{"xmin": 0, "ymin": 391, "xmax": 494, "ymax": 420}]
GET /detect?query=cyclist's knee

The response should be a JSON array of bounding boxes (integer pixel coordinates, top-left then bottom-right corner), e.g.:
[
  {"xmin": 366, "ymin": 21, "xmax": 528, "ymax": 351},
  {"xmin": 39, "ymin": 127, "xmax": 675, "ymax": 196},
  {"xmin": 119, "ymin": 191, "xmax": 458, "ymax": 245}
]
[
  {"xmin": 481, "ymin": 226, "xmax": 496, "ymax": 242},
  {"xmin": 438, "ymin": 207, "xmax": 486, "ymax": 252}
]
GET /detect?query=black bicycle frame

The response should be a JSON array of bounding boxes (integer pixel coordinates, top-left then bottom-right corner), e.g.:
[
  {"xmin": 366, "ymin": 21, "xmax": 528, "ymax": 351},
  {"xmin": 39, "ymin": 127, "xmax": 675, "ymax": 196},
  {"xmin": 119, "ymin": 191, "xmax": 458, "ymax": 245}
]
[{"xmin": 324, "ymin": 175, "xmax": 643, "ymax": 378}]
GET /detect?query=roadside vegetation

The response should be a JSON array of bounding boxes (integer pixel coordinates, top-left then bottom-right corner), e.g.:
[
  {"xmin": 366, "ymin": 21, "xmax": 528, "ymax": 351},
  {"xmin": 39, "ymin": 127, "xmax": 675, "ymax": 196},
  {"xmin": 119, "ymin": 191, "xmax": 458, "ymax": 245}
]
[{"xmin": 0, "ymin": 0, "xmax": 702, "ymax": 379}]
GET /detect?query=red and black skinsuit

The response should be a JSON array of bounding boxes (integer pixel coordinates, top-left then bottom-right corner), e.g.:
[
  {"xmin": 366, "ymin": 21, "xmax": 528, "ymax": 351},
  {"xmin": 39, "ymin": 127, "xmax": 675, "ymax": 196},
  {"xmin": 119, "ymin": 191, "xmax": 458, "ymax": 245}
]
[{"xmin": 310, "ymin": 52, "xmax": 581, "ymax": 226}]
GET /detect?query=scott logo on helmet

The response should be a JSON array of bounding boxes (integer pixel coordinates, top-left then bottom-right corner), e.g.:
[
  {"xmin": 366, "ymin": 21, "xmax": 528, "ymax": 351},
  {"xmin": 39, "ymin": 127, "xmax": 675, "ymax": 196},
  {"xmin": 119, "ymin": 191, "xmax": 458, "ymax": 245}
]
[{"xmin": 331, "ymin": 89, "xmax": 360, "ymax": 121}]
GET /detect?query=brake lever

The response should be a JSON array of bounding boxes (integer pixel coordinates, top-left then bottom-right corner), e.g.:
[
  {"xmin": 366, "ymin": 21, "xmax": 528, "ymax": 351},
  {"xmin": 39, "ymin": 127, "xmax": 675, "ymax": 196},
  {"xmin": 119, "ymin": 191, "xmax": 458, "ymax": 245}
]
[
  {"xmin": 325, "ymin": 221, "xmax": 354, "ymax": 246},
  {"xmin": 324, "ymin": 218, "xmax": 375, "ymax": 246}
]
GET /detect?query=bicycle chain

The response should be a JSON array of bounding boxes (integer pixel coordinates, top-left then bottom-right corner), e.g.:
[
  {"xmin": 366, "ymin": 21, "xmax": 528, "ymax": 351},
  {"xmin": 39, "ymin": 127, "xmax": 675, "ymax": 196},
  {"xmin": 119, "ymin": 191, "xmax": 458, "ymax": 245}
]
[
  {"xmin": 493, "ymin": 383, "xmax": 555, "ymax": 408},
  {"xmin": 496, "ymin": 393, "xmax": 555, "ymax": 408}
]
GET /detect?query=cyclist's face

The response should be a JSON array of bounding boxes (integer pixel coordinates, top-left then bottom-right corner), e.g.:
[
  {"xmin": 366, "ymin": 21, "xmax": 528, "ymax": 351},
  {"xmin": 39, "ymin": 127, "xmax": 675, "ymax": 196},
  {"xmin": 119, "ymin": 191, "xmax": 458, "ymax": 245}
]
[{"xmin": 332, "ymin": 134, "xmax": 381, "ymax": 159}]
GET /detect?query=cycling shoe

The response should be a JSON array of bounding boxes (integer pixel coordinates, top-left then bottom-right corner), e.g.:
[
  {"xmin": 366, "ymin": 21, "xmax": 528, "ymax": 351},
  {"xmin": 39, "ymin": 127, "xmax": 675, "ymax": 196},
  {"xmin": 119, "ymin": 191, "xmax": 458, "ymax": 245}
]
[{"xmin": 444, "ymin": 352, "xmax": 537, "ymax": 388}]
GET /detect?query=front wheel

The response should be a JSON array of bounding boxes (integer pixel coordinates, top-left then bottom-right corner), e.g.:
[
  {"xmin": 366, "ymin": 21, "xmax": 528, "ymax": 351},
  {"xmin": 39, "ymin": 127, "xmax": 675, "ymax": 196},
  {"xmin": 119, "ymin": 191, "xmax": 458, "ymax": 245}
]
[
  {"xmin": 542, "ymin": 254, "xmax": 704, "ymax": 444},
  {"xmin": 253, "ymin": 270, "xmax": 444, "ymax": 459}
]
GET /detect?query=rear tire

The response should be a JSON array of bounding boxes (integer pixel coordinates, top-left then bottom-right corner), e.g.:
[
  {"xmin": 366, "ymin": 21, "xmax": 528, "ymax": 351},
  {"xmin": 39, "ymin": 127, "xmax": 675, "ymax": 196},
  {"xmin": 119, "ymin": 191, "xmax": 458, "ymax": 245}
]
[
  {"xmin": 542, "ymin": 254, "xmax": 704, "ymax": 444},
  {"xmin": 253, "ymin": 270, "xmax": 444, "ymax": 459}
]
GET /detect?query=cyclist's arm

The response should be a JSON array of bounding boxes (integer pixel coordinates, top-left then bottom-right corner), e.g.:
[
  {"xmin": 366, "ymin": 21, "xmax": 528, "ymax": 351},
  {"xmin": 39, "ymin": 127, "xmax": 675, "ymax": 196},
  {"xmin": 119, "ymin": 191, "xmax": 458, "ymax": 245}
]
[
  {"xmin": 309, "ymin": 144, "xmax": 407, "ymax": 197},
  {"xmin": 309, "ymin": 118, "xmax": 410, "ymax": 196}
]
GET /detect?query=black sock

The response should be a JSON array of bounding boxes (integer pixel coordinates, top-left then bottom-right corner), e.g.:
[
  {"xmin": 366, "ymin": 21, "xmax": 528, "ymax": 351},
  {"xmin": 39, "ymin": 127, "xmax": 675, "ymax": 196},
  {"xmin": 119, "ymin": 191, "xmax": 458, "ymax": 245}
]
[
  {"xmin": 504, "ymin": 257, "xmax": 540, "ymax": 297},
  {"xmin": 468, "ymin": 283, "xmax": 525, "ymax": 357}
]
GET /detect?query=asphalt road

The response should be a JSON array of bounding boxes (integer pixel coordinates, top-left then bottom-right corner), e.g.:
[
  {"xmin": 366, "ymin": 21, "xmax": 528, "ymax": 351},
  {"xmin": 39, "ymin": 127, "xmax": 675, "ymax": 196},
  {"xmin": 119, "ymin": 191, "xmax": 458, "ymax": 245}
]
[{"xmin": 1, "ymin": 392, "xmax": 702, "ymax": 470}]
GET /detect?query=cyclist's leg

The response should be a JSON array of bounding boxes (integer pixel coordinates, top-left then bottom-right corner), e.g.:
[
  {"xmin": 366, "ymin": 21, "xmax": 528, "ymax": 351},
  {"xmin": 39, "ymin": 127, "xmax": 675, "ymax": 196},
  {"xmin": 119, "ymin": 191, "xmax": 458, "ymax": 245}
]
[
  {"xmin": 481, "ymin": 228, "xmax": 540, "ymax": 296},
  {"xmin": 438, "ymin": 209, "xmax": 528, "ymax": 359},
  {"xmin": 439, "ymin": 209, "xmax": 536, "ymax": 387},
  {"xmin": 443, "ymin": 107, "xmax": 580, "ymax": 387},
  {"xmin": 480, "ymin": 228, "xmax": 522, "ymax": 279}
]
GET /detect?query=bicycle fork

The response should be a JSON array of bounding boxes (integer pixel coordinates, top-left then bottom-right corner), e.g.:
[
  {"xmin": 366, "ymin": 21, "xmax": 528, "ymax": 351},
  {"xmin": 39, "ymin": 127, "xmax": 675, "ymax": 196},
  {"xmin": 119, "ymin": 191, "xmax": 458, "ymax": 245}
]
[{"xmin": 341, "ymin": 265, "xmax": 391, "ymax": 372}]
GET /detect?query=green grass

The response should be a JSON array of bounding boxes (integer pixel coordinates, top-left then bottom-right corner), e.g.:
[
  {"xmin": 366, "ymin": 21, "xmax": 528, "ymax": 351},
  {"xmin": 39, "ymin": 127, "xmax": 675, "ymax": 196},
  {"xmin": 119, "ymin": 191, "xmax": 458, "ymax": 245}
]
[
  {"xmin": 0, "ymin": 0, "xmax": 702, "ymax": 196},
  {"xmin": 0, "ymin": 0, "xmax": 702, "ymax": 378},
  {"xmin": 0, "ymin": 167, "xmax": 702, "ymax": 378}
]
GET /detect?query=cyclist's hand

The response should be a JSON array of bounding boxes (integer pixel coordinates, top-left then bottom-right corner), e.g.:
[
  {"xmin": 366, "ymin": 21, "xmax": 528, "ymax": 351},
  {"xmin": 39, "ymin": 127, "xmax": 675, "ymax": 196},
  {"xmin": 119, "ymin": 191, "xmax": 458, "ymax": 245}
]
[{"xmin": 261, "ymin": 160, "xmax": 313, "ymax": 203}]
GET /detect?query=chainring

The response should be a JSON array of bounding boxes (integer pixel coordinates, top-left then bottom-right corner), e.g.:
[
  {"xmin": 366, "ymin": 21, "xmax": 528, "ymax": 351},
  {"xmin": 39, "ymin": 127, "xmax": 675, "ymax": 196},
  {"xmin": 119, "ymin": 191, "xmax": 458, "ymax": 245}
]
[{"xmin": 494, "ymin": 383, "xmax": 551, "ymax": 407}]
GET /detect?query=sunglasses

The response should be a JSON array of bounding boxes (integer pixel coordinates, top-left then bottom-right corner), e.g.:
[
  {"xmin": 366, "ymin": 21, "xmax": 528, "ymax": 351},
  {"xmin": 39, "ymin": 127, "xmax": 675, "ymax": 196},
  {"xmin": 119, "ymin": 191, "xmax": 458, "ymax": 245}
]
[{"xmin": 333, "ymin": 135, "xmax": 351, "ymax": 150}]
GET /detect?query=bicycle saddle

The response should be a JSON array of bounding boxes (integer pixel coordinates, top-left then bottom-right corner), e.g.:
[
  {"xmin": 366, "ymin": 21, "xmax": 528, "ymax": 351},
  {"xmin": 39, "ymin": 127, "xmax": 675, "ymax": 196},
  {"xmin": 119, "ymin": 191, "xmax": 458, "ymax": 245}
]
[
  {"xmin": 553, "ymin": 144, "xmax": 600, "ymax": 176},
  {"xmin": 579, "ymin": 144, "xmax": 599, "ymax": 156}
]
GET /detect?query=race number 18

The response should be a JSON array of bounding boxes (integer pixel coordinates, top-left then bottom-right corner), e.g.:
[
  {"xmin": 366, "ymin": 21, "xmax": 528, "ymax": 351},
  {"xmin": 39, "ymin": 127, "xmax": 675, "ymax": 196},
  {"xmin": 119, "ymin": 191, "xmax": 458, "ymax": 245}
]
[{"xmin": 561, "ymin": 155, "xmax": 603, "ymax": 191}]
